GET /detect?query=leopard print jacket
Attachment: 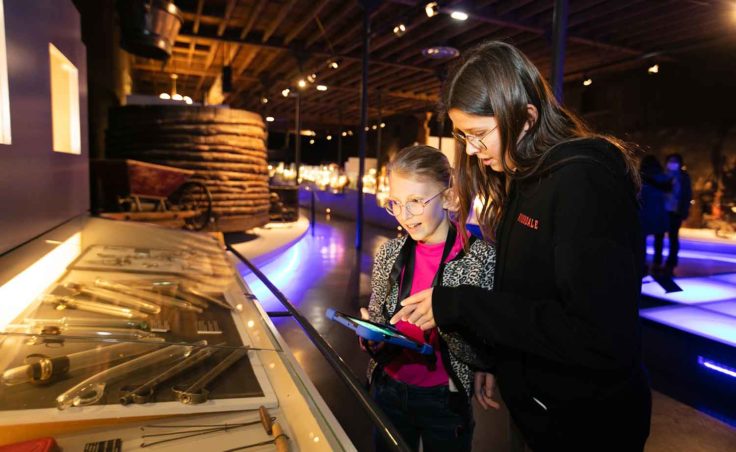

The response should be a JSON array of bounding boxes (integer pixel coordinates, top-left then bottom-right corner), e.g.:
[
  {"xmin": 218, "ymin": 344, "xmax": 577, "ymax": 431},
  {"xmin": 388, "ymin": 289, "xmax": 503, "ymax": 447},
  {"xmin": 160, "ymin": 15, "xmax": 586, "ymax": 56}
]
[{"xmin": 366, "ymin": 234, "xmax": 496, "ymax": 398}]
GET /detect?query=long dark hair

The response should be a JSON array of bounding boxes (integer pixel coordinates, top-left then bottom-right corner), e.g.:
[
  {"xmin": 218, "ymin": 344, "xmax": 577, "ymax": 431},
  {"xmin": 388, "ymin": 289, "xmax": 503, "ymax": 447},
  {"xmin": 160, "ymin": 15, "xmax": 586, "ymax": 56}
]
[{"xmin": 442, "ymin": 41, "xmax": 640, "ymax": 241}]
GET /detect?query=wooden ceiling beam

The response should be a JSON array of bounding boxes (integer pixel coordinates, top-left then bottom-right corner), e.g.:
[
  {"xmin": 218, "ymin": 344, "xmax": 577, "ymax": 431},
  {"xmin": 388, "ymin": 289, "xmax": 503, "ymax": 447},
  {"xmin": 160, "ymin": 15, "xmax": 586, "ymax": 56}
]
[
  {"xmin": 177, "ymin": 31, "xmax": 435, "ymax": 74},
  {"xmin": 262, "ymin": 0, "xmax": 299, "ymax": 42},
  {"xmin": 240, "ymin": 0, "xmax": 266, "ymax": 40},
  {"xmin": 284, "ymin": 0, "xmax": 330, "ymax": 45},
  {"xmin": 305, "ymin": 3, "xmax": 358, "ymax": 48}
]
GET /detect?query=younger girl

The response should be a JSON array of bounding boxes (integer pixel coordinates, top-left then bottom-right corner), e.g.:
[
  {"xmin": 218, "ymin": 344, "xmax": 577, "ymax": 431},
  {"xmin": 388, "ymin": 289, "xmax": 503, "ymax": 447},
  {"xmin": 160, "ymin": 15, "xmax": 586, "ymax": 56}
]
[{"xmin": 360, "ymin": 145, "xmax": 496, "ymax": 451}]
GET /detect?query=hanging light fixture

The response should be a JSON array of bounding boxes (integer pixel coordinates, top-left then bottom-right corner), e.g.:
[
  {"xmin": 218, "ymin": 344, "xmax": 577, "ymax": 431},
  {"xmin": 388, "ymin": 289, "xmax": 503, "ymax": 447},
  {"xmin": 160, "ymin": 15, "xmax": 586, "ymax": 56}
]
[
  {"xmin": 393, "ymin": 24, "xmax": 406, "ymax": 37},
  {"xmin": 450, "ymin": 11, "xmax": 468, "ymax": 21},
  {"xmin": 648, "ymin": 64, "xmax": 659, "ymax": 74},
  {"xmin": 425, "ymin": 2, "xmax": 439, "ymax": 17},
  {"xmin": 583, "ymin": 78, "xmax": 592, "ymax": 86}
]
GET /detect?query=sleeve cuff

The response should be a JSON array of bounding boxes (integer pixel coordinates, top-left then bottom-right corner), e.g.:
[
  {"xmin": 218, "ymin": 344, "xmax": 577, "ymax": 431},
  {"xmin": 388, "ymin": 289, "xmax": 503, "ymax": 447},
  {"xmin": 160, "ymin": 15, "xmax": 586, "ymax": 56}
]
[{"xmin": 433, "ymin": 286, "xmax": 463, "ymax": 327}]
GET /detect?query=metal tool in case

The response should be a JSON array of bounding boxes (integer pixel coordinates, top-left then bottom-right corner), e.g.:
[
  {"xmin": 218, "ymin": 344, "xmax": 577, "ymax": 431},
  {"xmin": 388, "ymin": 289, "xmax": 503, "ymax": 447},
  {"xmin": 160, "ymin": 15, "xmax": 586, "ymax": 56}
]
[
  {"xmin": 24, "ymin": 317, "xmax": 150, "ymax": 331},
  {"xmin": 93, "ymin": 278, "xmax": 204, "ymax": 313},
  {"xmin": 119, "ymin": 346, "xmax": 216, "ymax": 405},
  {"xmin": 2, "ymin": 341, "xmax": 159, "ymax": 385},
  {"xmin": 172, "ymin": 348, "xmax": 247, "ymax": 404},
  {"xmin": 139, "ymin": 405, "xmax": 275, "ymax": 448},
  {"xmin": 45, "ymin": 295, "xmax": 149, "ymax": 320},
  {"xmin": 64, "ymin": 282, "xmax": 161, "ymax": 315},
  {"xmin": 56, "ymin": 342, "xmax": 200, "ymax": 409}
]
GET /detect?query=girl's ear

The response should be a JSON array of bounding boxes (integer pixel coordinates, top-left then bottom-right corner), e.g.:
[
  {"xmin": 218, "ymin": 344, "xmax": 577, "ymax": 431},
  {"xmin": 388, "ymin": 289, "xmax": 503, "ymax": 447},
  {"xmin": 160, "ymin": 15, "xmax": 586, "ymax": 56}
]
[
  {"xmin": 523, "ymin": 103, "xmax": 538, "ymax": 132},
  {"xmin": 442, "ymin": 187, "xmax": 460, "ymax": 211}
]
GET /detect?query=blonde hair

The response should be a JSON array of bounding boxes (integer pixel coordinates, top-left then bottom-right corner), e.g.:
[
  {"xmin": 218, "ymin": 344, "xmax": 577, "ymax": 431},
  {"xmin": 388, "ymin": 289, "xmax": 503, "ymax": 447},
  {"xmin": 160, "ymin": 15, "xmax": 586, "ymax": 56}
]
[{"xmin": 387, "ymin": 145, "xmax": 451, "ymax": 188}]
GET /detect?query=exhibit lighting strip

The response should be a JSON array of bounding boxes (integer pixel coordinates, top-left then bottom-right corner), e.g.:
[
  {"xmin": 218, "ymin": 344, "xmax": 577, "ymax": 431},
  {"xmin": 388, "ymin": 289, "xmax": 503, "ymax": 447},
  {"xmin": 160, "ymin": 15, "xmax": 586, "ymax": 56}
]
[
  {"xmin": 698, "ymin": 356, "xmax": 736, "ymax": 379},
  {"xmin": 0, "ymin": 232, "xmax": 81, "ymax": 330}
]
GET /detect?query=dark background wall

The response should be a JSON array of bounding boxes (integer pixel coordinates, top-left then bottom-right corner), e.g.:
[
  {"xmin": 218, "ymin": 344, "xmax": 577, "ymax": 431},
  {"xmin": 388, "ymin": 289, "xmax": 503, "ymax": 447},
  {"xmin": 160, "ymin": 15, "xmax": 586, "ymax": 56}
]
[
  {"xmin": 563, "ymin": 48, "xmax": 736, "ymax": 190},
  {"xmin": 0, "ymin": 1, "xmax": 89, "ymax": 255}
]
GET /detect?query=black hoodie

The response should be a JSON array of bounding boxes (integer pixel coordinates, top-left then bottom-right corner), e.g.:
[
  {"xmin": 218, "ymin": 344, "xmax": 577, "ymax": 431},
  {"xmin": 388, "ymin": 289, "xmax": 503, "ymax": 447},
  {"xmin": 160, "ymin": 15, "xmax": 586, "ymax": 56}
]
[{"xmin": 433, "ymin": 138, "xmax": 650, "ymax": 446}]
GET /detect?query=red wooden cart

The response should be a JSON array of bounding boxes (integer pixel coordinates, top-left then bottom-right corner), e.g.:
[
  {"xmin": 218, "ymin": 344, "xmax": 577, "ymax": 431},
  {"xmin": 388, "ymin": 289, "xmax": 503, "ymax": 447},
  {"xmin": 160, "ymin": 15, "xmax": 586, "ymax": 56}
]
[{"xmin": 91, "ymin": 159, "xmax": 213, "ymax": 231}]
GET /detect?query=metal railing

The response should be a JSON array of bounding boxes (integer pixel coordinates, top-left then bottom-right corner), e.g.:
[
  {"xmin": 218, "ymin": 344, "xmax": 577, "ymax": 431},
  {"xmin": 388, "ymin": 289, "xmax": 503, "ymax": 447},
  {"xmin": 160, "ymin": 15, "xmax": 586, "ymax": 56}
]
[{"xmin": 227, "ymin": 244, "xmax": 411, "ymax": 452}]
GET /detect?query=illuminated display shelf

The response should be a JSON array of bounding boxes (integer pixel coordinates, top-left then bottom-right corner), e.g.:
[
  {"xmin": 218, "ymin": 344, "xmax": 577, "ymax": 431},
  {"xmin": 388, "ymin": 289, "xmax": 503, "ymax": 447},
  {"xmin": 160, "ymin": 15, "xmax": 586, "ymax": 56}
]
[{"xmin": 0, "ymin": 216, "xmax": 353, "ymax": 451}]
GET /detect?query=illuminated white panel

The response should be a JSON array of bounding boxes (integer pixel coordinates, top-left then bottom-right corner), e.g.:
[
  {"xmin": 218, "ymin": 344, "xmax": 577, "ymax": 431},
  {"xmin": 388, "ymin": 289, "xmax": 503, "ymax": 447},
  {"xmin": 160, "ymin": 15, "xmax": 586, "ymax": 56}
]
[
  {"xmin": 49, "ymin": 43, "xmax": 80, "ymax": 154},
  {"xmin": 0, "ymin": 1, "xmax": 11, "ymax": 145},
  {"xmin": 640, "ymin": 305, "xmax": 736, "ymax": 348},
  {"xmin": 0, "ymin": 233, "xmax": 81, "ymax": 330},
  {"xmin": 641, "ymin": 277, "xmax": 736, "ymax": 304}
]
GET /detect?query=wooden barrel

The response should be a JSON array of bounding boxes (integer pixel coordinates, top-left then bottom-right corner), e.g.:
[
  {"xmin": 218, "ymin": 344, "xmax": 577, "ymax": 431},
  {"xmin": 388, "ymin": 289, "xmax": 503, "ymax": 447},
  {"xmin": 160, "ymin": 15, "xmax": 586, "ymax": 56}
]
[{"xmin": 106, "ymin": 105, "xmax": 270, "ymax": 232}]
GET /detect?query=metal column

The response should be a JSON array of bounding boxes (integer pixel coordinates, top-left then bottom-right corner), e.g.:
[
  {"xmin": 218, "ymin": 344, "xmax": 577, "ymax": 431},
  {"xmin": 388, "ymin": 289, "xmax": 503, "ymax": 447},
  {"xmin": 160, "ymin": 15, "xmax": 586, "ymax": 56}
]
[
  {"xmin": 355, "ymin": 2, "xmax": 373, "ymax": 251},
  {"xmin": 551, "ymin": 0, "xmax": 569, "ymax": 103},
  {"xmin": 294, "ymin": 93, "xmax": 302, "ymax": 184}
]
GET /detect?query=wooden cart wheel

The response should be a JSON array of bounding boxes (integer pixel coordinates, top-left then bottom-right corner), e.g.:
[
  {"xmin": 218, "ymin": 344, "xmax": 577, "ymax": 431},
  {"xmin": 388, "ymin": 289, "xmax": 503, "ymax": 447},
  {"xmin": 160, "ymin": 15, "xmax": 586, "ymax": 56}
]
[{"xmin": 169, "ymin": 181, "xmax": 213, "ymax": 231}]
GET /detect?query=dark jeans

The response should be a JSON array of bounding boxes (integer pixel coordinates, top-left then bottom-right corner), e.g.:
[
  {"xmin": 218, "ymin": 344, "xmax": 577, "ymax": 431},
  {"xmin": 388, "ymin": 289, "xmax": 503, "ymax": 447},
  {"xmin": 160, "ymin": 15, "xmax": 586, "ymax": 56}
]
[
  {"xmin": 371, "ymin": 372, "xmax": 473, "ymax": 452},
  {"xmin": 504, "ymin": 368, "xmax": 651, "ymax": 452},
  {"xmin": 654, "ymin": 213, "xmax": 683, "ymax": 268}
]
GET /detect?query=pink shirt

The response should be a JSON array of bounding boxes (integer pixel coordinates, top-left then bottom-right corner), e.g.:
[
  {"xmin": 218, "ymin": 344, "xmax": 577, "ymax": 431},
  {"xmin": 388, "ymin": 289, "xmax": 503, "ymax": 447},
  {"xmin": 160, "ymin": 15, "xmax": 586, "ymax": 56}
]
[{"xmin": 385, "ymin": 229, "xmax": 464, "ymax": 387}]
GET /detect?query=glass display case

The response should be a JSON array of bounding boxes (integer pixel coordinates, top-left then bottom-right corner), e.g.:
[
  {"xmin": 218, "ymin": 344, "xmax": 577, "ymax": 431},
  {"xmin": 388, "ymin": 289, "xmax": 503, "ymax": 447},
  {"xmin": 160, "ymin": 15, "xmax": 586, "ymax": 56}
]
[{"xmin": 0, "ymin": 216, "xmax": 353, "ymax": 451}]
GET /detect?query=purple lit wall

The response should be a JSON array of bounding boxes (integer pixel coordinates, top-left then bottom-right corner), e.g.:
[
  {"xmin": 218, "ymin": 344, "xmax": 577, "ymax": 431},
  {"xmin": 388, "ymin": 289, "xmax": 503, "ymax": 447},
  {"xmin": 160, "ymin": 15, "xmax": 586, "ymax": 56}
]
[{"xmin": 0, "ymin": 0, "xmax": 88, "ymax": 255}]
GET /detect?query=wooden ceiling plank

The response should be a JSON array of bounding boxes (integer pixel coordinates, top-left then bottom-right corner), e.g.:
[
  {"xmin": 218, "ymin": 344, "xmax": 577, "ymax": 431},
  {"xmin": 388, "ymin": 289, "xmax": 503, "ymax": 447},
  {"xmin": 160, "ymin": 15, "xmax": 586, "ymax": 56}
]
[
  {"xmin": 262, "ymin": 0, "xmax": 299, "ymax": 43},
  {"xmin": 284, "ymin": 0, "xmax": 331, "ymax": 45}
]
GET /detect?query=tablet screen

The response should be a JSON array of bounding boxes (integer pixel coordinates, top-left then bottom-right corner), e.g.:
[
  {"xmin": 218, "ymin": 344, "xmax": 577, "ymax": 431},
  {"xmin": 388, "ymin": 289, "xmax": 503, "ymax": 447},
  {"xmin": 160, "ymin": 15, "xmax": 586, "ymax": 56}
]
[{"xmin": 351, "ymin": 317, "xmax": 404, "ymax": 337}]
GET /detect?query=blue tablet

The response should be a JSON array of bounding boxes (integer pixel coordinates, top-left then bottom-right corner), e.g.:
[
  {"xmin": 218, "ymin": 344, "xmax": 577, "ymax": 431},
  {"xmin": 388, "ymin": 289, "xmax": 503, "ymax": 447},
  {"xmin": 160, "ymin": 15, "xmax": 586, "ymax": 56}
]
[{"xmin": 326, "ymin": 308, "xmax": 434, "ymax": 355}]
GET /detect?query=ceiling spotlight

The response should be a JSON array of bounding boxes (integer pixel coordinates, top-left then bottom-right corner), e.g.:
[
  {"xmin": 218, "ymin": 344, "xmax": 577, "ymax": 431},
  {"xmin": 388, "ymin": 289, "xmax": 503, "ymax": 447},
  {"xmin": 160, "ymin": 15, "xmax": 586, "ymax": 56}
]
[
  {"xmin": 422, "ymin": 46, "xmax": 460, "ymax": 59},
  {"xmin": 316, "ymin": 84, "xmax": 328, "ymax": 91},
  {"xmin": 365, "ymin": 126, "xmax": 370, "ymax": 131},
  {"xmin": 583, "ymin": 78, "xmax": 592, "ymax": 86},
  {"xmin": 297, "ymin": 79, "xmax": 307, "ymax": 88},
  {"xmin": 648, "ymin": 64, "xmax": 659, "ymax": 74},
  {"xmin": 309, "ymin": 139, "xmax": 315, "ymax": 144},
  {"xmin": 393, "ymin": 23, "xmax": 406, "ymax": 36},
  {"xmin": 172, "ymin": 93, "xmax": 183, "ymax": 101},
  {"xmin": 380, "ymin": 122, "xmax": 386, "ymax": 128},
  {"xmin": 371, "ymin": 124, "xmax": 377, "ymax": 130},
  {"xmin": 261, "ymin": 96, "xmax": 269, "ymax": 104},
  {"xmin": 266, "ymin": 116, "xmax": 275, "ymax": 122},
  {"xmin": 347, "ymin": 130, "xmax": 353, "ymax": 136},
  {"xmin": 159, "ymin": 93, "xmax": 171, "ymax": 100},
  {"xmin": 282, "ymin": 88, "xmax": 290, "ymax": 97},
  {"xmin": 425, "ymin": 2, "xmax": 439, "ymax": 17},
  {"xmin": 450, "ymin": 11, "xmax": 468, "ymax": 21},
  {"xmin": 326, "ymin": 135, "xmax": 332, "ymax": 140},
  {"xmin": 183, "ymin": 96, "xmax": 193, "ymax": 104},
  {"xmin": 327, "ymin": 58, "xmax": 341, "ymax": 70},
  {"xmin": 341, "ymin": 131, "xmax": 347, "ymax": 137},
  {"xmin": 307, "ymin": 73, "xmax": 317, "ymax": 83}
]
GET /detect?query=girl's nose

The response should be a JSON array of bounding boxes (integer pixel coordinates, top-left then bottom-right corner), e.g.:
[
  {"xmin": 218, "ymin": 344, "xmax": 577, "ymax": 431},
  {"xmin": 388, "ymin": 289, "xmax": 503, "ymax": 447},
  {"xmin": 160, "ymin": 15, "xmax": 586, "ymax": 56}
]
[{"xmin": 465, "ymin": 143, "xmax": 480, "ymax": 156}]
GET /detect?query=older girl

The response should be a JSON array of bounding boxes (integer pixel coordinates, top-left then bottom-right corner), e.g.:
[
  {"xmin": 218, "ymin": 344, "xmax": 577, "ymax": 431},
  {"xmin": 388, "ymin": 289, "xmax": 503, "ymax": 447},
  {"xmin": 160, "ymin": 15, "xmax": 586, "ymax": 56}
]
[{"xmin": 393, "ymin": 42, "xmax": 651, "ymax": 451}]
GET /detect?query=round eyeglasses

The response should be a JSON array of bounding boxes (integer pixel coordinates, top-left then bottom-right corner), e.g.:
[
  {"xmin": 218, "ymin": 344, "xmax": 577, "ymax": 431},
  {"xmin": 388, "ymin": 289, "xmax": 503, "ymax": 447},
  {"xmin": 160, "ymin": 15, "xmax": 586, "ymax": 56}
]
[
  {"xmin": 385, "ymin": 189, "xmax": 447, "ymax": 217},
  {"xmin": 452, "ymin": 125, "xmax": 498, "ymax": 152}
]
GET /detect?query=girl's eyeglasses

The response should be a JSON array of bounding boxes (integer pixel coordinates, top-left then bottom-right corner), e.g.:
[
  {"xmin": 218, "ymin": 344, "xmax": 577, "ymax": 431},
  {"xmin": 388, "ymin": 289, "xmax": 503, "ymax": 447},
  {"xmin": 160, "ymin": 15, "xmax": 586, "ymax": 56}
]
[
  {"xmin": 385, "ymin": 189, "xmax": 447, "ymax": 217},
  {"xmin": 452, "ymin": 125, "xmax": 497, "ymax": 152}
]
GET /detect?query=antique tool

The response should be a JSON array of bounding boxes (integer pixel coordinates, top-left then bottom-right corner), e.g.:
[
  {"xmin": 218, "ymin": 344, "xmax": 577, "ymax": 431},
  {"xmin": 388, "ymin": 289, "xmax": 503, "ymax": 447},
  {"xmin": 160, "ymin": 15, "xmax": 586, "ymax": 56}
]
[
  {"xmin": 45, "ymin": 295, "xmax": 149, "ymax": 320},
  {"xmin": 94, "ymin": 278, "xmax": 204, "ymax": 313},
  {"xmin": 65, "ymin": 282, "xmax": 161, "ymax": 315},
  {"xmin": 119, "ymin": 346, "xmax": 216, "ymax": 405},
  {"xmin": 139, "ymin": 406, "xmax": 274, "ymax": 448},
  {"xmin": 196, "ymin": 320, "xmax": 222, "ymax": 335},
  {"xmin": 178, "ymin": 283, "xmax": 232, "ymax": 310},
  {"xmin": 172, "ymin": 348, "xmax": 247, "ymax": 404},
  {"xmin": 223, "ymin": 422, "xmax": 289, "ymax": 452},
  {"xmin": 25, "ymin": 317, "xmax": 150, "ymax": 331},
  {"xmin": 3, "ymin": 322, "xmax": 160, "ymax": 344},
  {"xmin": 2, "ymin": 341, "xmax": 158, "ymax": 386},
  {"xmin": 56, "ymin": 342, "xmax": 199, "ymax": 409}
]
